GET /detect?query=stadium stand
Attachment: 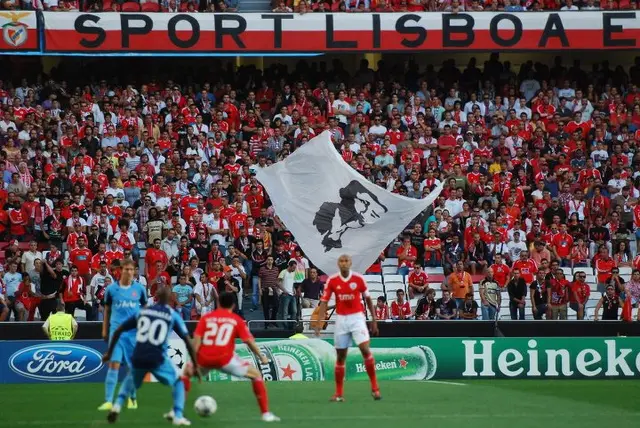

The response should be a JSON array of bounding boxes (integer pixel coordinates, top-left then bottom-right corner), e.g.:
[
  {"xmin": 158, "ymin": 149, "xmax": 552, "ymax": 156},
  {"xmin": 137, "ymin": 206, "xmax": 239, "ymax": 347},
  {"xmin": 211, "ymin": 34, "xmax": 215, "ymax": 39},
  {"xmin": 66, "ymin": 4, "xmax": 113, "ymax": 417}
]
[{"xmin": 0, "ymin": 5, "xmax": 639, "ymax": 325}]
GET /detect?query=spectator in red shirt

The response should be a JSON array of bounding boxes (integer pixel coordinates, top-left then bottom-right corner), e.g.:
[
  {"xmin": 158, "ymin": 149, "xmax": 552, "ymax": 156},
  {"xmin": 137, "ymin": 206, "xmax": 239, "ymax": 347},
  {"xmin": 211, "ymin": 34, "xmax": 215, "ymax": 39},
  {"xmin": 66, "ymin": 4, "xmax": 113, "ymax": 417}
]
[
  {"xmin": 595, "ymin": 245, "xmax": 617, "ymax": 294},
  {"xmin": 551, "ymin": 223, "xmax": 574, "ymax": 267},
  {"xmin": 396, "ymin": 236, "xmax": 417, "ymax": 276},
  {"xmin": 407, "ymin": 263, "xmax": 429, "ymax": 299},
  {"xmin": 390, "ymin": 289, "xmax": 412, "ymax": 320},
  {"xmin": 569, "ymin": 271, "xmax": 591, "ymax": 320},
  {"xmin": 375, "ymin": 296, "xmax": 389, "ymax": 321},
  {"xmin": 547, "ymin": 269, "xmax": 570, "ymax": 320}
]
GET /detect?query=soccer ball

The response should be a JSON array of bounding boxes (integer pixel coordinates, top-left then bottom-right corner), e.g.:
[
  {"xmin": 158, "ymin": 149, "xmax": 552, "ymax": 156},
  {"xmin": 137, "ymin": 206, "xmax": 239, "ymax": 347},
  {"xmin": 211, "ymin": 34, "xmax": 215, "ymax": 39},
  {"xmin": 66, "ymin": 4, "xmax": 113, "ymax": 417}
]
[{"xmin": 194, "ymin": 395, "xmax": 217, "ymax": 417}]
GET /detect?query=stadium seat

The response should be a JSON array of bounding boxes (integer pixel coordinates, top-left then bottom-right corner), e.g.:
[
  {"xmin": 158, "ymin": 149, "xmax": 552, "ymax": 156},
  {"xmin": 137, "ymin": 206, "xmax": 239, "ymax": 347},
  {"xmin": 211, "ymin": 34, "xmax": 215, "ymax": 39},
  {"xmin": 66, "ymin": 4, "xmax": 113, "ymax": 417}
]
[
  {"xmin": 121, "ymin": 1, "xmax": 141, "ymax": 11},
  {"xmin": 561, "ymin": 266, "xmax": 573, "ymax": 277},
  {"xmin": 585, "ymin": 274, "xmax": 597, "ymax": 285},
  {"xmin": 383, "ymin": 274, "xmax": 405, "ymax": 290},
  {"xmin": 382, "ymin": 258, "xmax": 398, "ymax": 267},
  {"xmin": 382, "ymin": 266, "xmax": 397, "ymax": 275},
  {"xmin": 425, "ymin": 267, "xmax": 444, "ymax": 275},
  {"xmin": 618, "ymin": 266, "xmax": 632, "ymax": 275},
  {"xmin": 364, "ymin": 275, "xmax": 384, "ymax": 293},
  {"xmin": 141, "ymin": 1, "xmax": 160, "ymax": 11}
]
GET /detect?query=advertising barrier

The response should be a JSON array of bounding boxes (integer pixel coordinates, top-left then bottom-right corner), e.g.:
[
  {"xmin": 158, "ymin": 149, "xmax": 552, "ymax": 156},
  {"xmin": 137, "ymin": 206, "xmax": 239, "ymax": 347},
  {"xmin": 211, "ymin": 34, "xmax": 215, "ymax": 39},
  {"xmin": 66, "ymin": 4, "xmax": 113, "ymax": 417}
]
[
  {"xmin": 0, "ymin": 340, "xmax": 110, "ymax": 384},
  {"xmin": 0, "ymin": 11, "xmax": 39, "ymax": 52},
  {"xmin": 3, "ymin": 337, "xmax": 640, "ymax": 383},
  {"xmin": 165, "ymin": 337, "xmax": 640, "ymax": 382},
  {"xmin": 42, "ymin": 11, "xmax": 639, "ymax": 53}
]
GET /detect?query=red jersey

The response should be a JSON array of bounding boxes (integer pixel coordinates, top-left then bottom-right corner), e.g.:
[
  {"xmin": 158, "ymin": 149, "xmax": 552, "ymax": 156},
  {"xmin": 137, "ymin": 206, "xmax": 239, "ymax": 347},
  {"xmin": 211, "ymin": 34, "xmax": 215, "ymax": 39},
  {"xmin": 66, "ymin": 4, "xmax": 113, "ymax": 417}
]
[
  {"xmin": 145, "ymin": 248, "xmax": 169, "ymax": 279},
  {"xmin": 490, "ymin": 263, "xmax": 511, "ymax": 288},
  {"xmin": 69, "ymin": 248, "xmax": 92, "ymax": 275},
  {"xmin": 321, "ymin": 272, "xmax": 368, "ymax": 316},
  {"xmin": 552, "ymin": 233, "xmax": 574, "ymax": 258},
  {"xmin": 569, "ymin": 281, "xmax": 591, "ymax": 304},
  {"xmin": 180, "ymin": 195, "xmax": 201, "ymax": 223},
  {"xmin": 512, "ymin": 259, "xmax": 538, "ymax": 284},
  {"xmin": 229, "ymin": 212, "xmax": 248, "ymax": 239},
  {"xmin": 549, "ymin": 279, "xmax": 570, "ymax": 306},
  {"xmin": 194, "ymin": 309, "xmax": 253, "ymax": 367},
  {"xmin": 408, "ymin": 271, "xmax": 429, "ymax": 287},
  {"xmin": 375, "ymin": 304, "xmax": 389, "ymax": 320},
  {"xmin": 391, "ymin": 300, "xmax": 412, "ymax": 319},
  {"xmin": 595, "ymin": 257, "xmax": 616, "ymax": 284}
]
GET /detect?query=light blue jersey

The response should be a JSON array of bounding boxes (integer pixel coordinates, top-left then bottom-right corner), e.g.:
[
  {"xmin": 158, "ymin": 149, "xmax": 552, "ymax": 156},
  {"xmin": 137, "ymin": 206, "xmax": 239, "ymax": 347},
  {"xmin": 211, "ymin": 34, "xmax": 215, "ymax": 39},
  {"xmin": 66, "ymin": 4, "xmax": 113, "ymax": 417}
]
[
  {"xmin": 104, "ymin": 281, "xmax": 147, "ymax": 365},
  {"xmin": 105, "ymin": 281, "xmax": 148, "ymax": 334}
]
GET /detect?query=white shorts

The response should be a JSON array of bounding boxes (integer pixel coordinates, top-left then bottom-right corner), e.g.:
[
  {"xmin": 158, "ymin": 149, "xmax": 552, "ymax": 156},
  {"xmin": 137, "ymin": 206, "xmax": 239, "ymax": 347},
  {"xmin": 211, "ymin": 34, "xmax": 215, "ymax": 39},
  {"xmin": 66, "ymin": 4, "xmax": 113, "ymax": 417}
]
[
  {"xmin": 200, "ymin": 354, "xmax": 250, "ymax": 378},
  {"xmin": 334, "ymin": 313, "xmax": 370, "ymax": 349}
]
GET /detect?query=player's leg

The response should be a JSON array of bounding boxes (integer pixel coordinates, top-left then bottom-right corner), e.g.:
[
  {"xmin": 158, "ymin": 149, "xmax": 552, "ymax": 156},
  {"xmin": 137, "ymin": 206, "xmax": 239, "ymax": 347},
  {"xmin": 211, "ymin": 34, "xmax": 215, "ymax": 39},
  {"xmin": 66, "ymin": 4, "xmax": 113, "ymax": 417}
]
[
  {"xmin": 99, "ymin": 341, "xmax": 123, "ymax": 410},
  {"xmin": 354, "ymin": 320, "xmax": 380, "ymax": 400},
  {"xmin": 220, "ymin": 355, "xmax": 279, "ymax": 422},
  {"xmin": 120, "ymin": 335, "xmax": 139, "ymax": 409},
  {"xmin": 106, "ymin": 370, "xmax": 141, "ymax": 423},
  {"xmin": 332, "ymin": 327, "xmax": 351, "ymax": 402},
  {"xmin": 155, "ymin": 359, "xmax": 190, "ymax": 426}
]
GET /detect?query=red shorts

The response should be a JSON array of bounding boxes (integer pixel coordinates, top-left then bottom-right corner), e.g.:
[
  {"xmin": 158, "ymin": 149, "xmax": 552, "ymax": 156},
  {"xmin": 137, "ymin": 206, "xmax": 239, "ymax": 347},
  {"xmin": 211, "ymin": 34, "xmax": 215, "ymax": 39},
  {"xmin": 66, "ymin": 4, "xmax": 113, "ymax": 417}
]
[{"xmin": 197, "ymin": 352, "xmax": 250, "ymax": 378}]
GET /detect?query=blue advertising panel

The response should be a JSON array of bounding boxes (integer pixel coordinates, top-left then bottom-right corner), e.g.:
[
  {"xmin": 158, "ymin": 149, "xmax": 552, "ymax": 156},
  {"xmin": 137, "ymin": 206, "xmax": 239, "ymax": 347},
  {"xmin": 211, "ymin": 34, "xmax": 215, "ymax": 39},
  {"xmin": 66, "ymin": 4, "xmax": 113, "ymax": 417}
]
[{"xmin": 0, "ymin": 340, "xmax": 112, "ymax": 384}]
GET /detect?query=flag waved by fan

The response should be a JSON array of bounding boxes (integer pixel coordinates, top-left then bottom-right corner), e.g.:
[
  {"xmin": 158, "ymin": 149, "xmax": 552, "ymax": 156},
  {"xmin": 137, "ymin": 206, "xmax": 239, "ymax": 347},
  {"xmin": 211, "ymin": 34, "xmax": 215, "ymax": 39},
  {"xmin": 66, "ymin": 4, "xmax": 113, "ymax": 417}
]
[{"xmin": 255, "ymin": 131, "xmax": 444, "ymax": 276}]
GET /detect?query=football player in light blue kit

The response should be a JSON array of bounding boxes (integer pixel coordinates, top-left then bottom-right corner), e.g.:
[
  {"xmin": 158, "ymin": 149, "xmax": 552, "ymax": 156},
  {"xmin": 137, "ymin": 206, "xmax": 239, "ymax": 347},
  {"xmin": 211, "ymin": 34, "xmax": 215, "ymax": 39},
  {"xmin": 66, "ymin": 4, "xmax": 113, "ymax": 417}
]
[
  {"xmin": 102, "ymin": 286, "xmax": 200, "ymax": 426},
  {"xmin": 99, "ymin": 259, "xmax": 148, "ymax": 411}
]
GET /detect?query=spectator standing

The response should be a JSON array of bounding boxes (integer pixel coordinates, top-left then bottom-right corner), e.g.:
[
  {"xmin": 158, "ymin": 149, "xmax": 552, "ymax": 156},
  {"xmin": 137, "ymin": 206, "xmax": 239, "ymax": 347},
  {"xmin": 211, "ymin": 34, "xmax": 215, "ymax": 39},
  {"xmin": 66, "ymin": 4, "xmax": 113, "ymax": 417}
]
[
  {"xmin": 172, "ymin": 273, "xmax": 194, "ymax": 320},
  {"xmin": 4, "ymin": 262, "xmax": 25, "ymax": 321},
  {"xmin": 38, "ymin": 259, "xmax": 67, "ymax": 321},
  {"xmin": 277, "ymin": 260, "xmax": 298, "ymax": 328},
  {"xmin": 529, "ymin": 271, "xmax": 549, "ymax": 320},
  {"xmin": 507, "ymin": 269, "xmax": 527, "ymax": 320},
  {"xmin": 594, "ymin": 284, "xmax": 623, "ymax": 321},
  {"xmin": 479, "ymin": 269, "xmax": 501, "ymax": 321},
  {"xmin": 300, "ymin": 267, "xmax": 323, "ymax": 309},
  {"xmin": 547, "ymin": 269, "xmax": 570, "ymax": 320},
  {"xmin": 448, "ymin": 261, "xmax": 473, "ymax": 308},
  {"xmin": 216, "ymin": 266, "xmax": 241, "ymax": 315},
  {"xmin": 258, "ymin": 255, "xmax": 280, "ymax": 328},
  {"xmin": 21, "ymin": 241, "xmax": 42, "ymax": 274}
]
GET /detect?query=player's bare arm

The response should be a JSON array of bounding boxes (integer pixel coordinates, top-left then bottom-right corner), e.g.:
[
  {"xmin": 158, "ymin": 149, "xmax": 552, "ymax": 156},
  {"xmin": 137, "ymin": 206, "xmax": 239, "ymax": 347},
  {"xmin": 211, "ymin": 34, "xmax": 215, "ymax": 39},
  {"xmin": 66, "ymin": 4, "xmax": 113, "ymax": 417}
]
[
  {"xmin": 365, "ymin": 296, "xmax": 379, "ymax": 336},
  {"xmin": 246, "ymin": 339, "xmax": 269, "ymax": 365},
  {"xmin": 182, "ymin": 336, "xmax": 202, "ymax": 382},
  {"xmin": 102, "ymin": 304, "xmax": 111, "ymax": 341}
]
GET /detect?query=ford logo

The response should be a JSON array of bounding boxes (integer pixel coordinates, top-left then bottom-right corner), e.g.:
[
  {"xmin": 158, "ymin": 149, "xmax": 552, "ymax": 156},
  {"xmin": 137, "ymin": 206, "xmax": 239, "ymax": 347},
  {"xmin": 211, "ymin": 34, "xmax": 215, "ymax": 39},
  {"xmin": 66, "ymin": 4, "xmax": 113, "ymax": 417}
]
[{"xmin": 9, "ymin": 343, "xmax": 104, "ymax": 381}]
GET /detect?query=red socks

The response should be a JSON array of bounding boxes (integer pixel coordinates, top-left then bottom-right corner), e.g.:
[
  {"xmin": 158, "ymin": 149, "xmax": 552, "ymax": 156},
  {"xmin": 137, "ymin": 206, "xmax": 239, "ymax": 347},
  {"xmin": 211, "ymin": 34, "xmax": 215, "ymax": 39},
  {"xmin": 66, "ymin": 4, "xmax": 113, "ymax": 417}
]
[
  {"xmin": 181, "ymin": 376, "xmax": 191, "ymax": 393},
  {"xmin": 364, "ymin": 355, "xmax": 379, "ymax": 391},
  {"xmin": 251, "ymin": 378, "xmax": 269, "ymax": 414},
  {"xmin": 334, "ymin": 363, "xmax": 345, "ymax": 396}
]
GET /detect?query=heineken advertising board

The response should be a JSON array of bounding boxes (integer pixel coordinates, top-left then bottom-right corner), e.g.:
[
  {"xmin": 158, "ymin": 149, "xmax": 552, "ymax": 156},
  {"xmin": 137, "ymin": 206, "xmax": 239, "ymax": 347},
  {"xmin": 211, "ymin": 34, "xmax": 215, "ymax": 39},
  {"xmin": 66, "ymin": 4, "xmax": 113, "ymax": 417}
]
[{"xmin": 166, "ymin": 337, "xmax": 640, "ymax": 381}]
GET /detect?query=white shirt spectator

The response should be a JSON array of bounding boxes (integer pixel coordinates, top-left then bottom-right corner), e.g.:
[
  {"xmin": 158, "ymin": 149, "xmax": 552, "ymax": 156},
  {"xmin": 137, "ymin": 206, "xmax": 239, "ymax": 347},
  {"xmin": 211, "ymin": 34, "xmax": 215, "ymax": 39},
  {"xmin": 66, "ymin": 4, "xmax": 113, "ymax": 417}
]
[
  {"xmin": 520, "ymin": 79, "xmax": 541, "ymax": 102},
  {"xmin": 332, "ymin": 100, "xmax": 351, "ymax": 125},
  {"xmin": 368, "ymin": 124, "xmax": 387, "ymax": 136},
  {"xmin": 278, "ymin": 268, "xmax": 297, "ymax": 295}
]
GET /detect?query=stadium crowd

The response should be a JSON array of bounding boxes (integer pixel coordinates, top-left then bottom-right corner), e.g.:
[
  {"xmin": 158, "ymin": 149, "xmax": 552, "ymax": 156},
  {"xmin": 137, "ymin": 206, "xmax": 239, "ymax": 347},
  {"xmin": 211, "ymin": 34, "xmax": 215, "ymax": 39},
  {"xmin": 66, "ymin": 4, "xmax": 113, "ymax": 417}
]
[
  {"xmin": 0, "ymin": 52, "xmax": 639, "ymax": 325},
  {"xmin": 1, "ymin": 0, "xmax": 637, "ymax": 12}
]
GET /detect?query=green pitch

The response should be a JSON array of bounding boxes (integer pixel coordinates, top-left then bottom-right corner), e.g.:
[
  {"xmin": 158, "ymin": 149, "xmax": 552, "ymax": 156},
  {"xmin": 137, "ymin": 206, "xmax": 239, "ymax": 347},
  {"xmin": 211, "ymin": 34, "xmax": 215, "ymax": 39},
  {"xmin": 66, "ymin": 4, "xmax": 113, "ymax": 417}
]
[{"xmin": 3, "ymin": 380, "xmax": 640, "ymax": 427}]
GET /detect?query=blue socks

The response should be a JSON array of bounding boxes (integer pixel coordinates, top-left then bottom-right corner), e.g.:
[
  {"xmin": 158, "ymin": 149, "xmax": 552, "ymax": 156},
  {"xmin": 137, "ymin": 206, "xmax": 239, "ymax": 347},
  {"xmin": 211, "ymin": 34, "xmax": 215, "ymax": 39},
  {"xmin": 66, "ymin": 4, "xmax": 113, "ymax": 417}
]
[
  {"xmin": 105, "ymin": 367, "xmax": 119, "ymax": 403},
  {"xmin": 172, "ymin": 379, "xmax": 185, "ymax": 419}
]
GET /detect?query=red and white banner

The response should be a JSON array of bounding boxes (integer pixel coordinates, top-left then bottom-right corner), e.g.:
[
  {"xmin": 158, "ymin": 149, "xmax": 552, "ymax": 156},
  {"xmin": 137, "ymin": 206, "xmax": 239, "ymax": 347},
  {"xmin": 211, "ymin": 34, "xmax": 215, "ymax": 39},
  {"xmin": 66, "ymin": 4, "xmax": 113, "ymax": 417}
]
[
  {"xmin": 43, "ymin": 11, "xmax": 639, "ymax": 53},
  {"xmin": 0, "ymin": 11, "xmax": 39, "ymax": 51}
]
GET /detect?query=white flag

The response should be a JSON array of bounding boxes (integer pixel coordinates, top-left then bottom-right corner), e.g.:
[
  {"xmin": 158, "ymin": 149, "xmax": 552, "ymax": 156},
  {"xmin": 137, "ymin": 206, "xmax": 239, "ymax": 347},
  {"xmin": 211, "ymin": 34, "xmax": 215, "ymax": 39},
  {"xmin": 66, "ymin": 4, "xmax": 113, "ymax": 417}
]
[{"xmin": 255, "ymin": 131, "xmax": 444, "ymax": 275}]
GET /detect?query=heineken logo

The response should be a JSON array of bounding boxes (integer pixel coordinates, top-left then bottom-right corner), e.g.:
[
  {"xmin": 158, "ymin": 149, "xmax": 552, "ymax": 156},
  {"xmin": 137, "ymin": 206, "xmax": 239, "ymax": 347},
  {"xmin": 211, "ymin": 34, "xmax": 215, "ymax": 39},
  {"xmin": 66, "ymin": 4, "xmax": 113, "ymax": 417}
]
[
  {"xmin": 355, "ymin": 359, "xmax": 406, "ymax": 373},
  {"xmin": 462, "ymin": 339, "xmax": 640, "ymax": 378}
]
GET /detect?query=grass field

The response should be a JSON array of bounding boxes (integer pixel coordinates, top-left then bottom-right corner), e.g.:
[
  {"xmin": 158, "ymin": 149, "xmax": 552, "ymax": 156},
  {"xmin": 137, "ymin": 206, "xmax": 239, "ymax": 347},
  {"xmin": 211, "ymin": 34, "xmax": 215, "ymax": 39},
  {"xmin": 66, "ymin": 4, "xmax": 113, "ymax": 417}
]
[{"xmin": 3, "ymin": 380, "xmax": 640, "ymax": 428}]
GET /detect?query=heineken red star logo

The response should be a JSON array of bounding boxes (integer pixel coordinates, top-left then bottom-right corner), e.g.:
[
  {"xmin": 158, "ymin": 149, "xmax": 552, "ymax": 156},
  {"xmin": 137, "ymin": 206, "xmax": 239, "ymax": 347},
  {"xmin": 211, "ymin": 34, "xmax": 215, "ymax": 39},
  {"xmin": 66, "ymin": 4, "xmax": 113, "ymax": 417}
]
[
  {"xmin": 398, "ymin": 359, "xmax": 408, "ymax": 369},
  {"xmin": 281, "ymin": 363, "xmax": 297, "ymax": 380}
]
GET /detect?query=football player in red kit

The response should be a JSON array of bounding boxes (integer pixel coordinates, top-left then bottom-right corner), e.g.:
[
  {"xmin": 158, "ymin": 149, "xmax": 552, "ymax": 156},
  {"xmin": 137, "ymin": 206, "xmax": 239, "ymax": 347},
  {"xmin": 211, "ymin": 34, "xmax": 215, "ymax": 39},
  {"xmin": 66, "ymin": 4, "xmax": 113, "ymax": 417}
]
[
  {"xmin": 314, "ymin": 254, "xmax": 381, "ymax": 402},
  {"xmin": 185, "ymin": 292, "xmax": 280, "ymax": 422}
]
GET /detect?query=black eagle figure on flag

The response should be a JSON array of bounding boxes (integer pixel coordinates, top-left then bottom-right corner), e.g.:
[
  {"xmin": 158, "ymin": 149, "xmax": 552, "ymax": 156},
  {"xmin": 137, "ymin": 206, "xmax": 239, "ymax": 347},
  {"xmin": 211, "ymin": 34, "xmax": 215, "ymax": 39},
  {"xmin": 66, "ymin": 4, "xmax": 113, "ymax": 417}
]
[{"xmin": 313, "ymin": 180, "xmax": 388, "ymax": 252}]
